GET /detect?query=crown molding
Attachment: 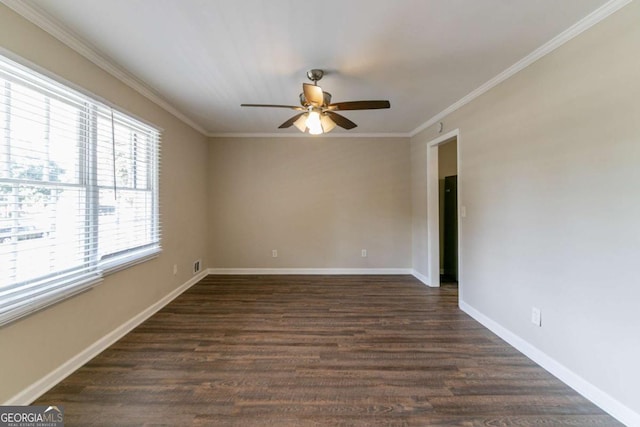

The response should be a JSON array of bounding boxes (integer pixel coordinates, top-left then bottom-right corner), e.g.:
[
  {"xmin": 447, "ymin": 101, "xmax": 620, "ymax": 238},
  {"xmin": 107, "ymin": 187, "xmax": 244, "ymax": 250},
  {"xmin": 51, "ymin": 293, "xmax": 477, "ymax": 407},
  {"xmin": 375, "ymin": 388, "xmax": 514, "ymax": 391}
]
[
  {"xmin": 0, "ymin": 0, "xmax": 209, "ymax": 136},
  {"xmin": 409, "ymin": 0, "xmax": 633, "ymax": 138},
  {"xmin": 206, "ymin": 132, "xmax": 411, "ymax": 139}
]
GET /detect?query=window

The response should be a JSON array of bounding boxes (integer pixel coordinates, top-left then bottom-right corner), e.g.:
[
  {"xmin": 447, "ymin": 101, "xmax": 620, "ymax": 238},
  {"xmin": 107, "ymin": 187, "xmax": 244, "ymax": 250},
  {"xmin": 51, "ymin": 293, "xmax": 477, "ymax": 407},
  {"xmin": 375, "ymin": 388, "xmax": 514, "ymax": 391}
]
[{"xmin": 0, "ymin": 54, "xmax": 161, "ymax": 326}]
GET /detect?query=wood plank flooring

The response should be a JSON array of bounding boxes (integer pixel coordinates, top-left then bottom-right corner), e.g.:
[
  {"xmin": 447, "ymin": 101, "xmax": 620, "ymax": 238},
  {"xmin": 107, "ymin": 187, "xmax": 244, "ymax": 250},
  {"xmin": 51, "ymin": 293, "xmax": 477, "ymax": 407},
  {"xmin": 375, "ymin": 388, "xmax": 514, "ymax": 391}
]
[{"xmin": 35, "ymin": 275, "xmax": 621, "ymax": 426}]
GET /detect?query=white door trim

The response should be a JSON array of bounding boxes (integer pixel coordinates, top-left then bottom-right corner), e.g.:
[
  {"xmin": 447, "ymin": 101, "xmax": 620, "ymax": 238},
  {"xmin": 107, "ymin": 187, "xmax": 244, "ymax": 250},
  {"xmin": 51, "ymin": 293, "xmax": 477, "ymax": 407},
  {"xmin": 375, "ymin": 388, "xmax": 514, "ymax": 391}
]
[{"xmin": 425, "ymin": 129, "xmax": 460, "ymax": 290}]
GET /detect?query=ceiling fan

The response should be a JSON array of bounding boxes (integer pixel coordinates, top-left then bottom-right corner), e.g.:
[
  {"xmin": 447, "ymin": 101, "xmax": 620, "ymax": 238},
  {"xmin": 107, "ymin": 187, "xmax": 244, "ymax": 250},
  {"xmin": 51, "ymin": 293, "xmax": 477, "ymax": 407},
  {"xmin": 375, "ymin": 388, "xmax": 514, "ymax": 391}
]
[{"xmin": 241, "ymin": 69, "xmax": 390, "ymax": 135}]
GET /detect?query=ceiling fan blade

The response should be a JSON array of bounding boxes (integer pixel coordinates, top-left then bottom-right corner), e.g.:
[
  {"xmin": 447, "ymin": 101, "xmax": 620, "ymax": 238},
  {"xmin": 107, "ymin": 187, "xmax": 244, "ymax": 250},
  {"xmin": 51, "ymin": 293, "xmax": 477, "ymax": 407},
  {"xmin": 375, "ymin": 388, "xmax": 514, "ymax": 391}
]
[
  {"xmin": 303, "ymin": 83, "xmax": 324, "ymax": 106},
  {"xmin": 326, "ymin": 111, "xmax": 357, "ymax": 130},
  {"xmin": 278, "ymin": 112, "xmax": 306, "ymax": 128},
  {"xmin": 329, "ymin": 100, "xmax": 390, "ymax": 111},
  {"xmin": 241, "ymin": 104, "xmax": 304, "ymax": 110}
]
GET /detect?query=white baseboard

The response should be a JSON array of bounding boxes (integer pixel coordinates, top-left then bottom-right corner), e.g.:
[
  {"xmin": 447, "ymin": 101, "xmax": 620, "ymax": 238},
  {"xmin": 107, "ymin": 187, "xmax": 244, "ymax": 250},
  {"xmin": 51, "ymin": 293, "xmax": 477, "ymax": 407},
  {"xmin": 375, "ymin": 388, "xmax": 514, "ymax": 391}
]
[
  {"xmin": 411, "ymin": 269, "xmax": 433, "ymax": 287},
  {"xmin": 459, "ymin": 300, "xmax": 639, "ymax": 427},
  {"xmin": 4, "ymin": 270, "xmax": 209, "ymax": 405},
  {"xmin": 207, "ymin": 268, "xmax": 412, "ymax": 275}
]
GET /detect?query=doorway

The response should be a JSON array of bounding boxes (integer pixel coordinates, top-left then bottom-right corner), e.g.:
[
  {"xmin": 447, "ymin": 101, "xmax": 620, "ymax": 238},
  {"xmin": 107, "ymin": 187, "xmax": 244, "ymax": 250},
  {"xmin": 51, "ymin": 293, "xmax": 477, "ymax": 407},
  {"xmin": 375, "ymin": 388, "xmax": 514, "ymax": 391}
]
[
  {"xmin": 438, "ymin": 141, "xmax": 458, "ymax": 284},
  {"xmin": 425, "ymin": 129, "xmax": 460, "ymax": 290}
]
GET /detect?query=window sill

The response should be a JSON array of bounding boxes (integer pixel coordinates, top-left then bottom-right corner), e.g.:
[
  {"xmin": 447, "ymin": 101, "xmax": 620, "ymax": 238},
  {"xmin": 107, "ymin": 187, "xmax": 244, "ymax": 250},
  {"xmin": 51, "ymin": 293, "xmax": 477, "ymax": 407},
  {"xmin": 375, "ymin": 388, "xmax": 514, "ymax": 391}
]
[
  {"xmin": 100, "ymin": 246, "xmax": 162, "ymax": 276},
  {"xmin": 0, "ymin": 273, "xmax": 103, "ymax": 327}
]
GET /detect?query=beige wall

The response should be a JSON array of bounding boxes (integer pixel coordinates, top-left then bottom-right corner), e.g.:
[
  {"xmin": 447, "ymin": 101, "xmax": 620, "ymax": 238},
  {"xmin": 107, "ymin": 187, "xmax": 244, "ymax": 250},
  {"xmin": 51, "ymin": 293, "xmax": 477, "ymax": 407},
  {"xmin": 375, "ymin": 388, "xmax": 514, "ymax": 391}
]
[
  {"xmin": 410, "ymin": 139, "xmax": 428, "ymax": 276},
  {"xmin": 208, "ymin": 137, "xmax": 412, "ymax": 268},
  {"xmin": 411, "ymin": 2, "xmax": 640, "ymax": 417},
  {"xmin": 0, "ymin": 5, "xmax": 209, "ymax": 402}
]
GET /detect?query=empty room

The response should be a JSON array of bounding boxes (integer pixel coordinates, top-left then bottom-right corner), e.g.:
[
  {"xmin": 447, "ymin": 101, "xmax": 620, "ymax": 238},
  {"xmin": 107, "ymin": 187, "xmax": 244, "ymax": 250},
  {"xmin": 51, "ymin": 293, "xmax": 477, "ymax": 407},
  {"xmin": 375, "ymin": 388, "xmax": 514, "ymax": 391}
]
[{"xmin": 0, "ymin": 0, "xmax": 638, "ymax": 425}]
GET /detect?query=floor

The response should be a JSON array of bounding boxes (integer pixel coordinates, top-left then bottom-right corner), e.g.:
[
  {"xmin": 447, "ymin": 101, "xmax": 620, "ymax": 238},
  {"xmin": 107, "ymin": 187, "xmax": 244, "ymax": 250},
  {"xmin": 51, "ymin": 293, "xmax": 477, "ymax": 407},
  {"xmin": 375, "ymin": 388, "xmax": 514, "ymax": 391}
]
[{"xmin": 36, "ymin": 275, "xmax": 621, "ymax": 426}]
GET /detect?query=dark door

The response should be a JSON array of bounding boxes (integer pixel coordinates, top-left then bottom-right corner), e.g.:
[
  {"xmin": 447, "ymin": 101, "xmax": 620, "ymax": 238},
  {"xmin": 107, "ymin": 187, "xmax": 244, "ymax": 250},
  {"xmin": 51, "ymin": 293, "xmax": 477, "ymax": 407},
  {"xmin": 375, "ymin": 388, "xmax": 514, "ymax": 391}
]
[{"xmin": 442, "ymin": 175, "xmax": 458, "ymax": 282}]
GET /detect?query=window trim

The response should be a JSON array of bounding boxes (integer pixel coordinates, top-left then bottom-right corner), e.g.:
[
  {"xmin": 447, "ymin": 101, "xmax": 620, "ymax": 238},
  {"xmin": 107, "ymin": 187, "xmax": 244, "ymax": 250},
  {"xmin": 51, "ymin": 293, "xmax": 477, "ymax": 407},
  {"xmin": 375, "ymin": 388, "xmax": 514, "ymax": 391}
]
[
  {"xmin": 0, "ymin": 49, "xmax": 162, "ymax": 327},
  {"xmin": 100, "ymin": 245, "xmax": 161, "ymax": 276}
]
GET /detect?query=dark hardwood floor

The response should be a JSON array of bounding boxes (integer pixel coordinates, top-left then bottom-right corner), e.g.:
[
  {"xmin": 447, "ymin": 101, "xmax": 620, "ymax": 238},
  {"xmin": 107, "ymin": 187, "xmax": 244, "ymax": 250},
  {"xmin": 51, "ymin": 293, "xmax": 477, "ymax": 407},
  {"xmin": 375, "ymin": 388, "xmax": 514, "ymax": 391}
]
[{"xmin": 36, "ymin": 275, "xmax": 621, "ymax": 426}]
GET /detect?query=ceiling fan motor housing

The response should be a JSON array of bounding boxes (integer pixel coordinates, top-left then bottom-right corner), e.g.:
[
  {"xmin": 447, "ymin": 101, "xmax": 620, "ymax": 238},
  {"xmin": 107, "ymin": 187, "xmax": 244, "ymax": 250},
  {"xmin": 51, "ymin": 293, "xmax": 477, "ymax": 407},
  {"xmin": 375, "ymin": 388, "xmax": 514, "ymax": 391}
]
[{"xmin": 307, "ymin": 69, "xmax": 324, "ymax": 83}]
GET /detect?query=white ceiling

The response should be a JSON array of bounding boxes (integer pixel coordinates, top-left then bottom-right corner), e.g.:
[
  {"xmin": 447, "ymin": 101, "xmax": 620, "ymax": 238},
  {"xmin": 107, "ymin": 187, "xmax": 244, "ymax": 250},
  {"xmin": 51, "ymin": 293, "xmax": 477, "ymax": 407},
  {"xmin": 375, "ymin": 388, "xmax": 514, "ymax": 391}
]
[{"xmin": 15, "ymin": 0, "xmax": 611, "ymax": 136}]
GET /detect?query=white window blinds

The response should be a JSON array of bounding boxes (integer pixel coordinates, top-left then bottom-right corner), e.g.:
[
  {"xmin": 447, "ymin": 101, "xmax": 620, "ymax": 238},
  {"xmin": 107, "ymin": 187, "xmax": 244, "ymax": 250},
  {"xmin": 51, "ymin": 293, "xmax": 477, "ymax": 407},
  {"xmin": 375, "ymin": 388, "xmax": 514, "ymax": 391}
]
[{"xmin": 0, "ymin": 53, "xmax": 161, "ymax": 326}]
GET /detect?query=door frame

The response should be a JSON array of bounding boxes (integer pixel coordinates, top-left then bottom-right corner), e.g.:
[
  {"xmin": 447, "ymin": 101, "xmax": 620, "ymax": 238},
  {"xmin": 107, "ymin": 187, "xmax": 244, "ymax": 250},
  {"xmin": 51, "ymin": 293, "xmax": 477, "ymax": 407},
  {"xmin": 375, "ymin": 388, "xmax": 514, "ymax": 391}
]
[{"xmin": 426, "ymin": 129, "xmax": 461, "ymax": 293}]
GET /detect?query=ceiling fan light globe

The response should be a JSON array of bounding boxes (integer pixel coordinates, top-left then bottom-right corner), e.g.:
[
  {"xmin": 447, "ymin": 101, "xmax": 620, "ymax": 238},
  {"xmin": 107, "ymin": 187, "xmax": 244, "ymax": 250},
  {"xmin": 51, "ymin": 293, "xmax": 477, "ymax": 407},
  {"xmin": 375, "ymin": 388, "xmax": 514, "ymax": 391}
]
[
  {"xmin": 309, "ymin": 127, "xmax": 323, "ymax": 135},
  {"xmin": 293, "ymin": 113, "xmax": 308, "ymax": 132},
  {"xmin": 306, "ymin": 111, "xmax": 323, "ymax": 135},
  {"xmin": 320, "ymin": 115, "xmax": 337, "ymax": 133}
]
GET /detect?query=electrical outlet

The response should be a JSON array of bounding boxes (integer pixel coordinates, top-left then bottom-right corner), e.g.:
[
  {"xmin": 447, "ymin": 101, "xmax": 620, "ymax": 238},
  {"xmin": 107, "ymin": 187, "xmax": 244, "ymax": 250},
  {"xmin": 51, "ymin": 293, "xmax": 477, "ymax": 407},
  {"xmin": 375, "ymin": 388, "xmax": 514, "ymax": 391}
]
[
  {"xmin": 361, "ymin": 249, "xmax": 367, "ymax": 257},
  {"xmin": 531, "ymin": 307, "xmax": 542, "ymax": 327},
  {"xmin": 193, "ymin": 259, "xmax": 201, "ymax": 274},
  {"xmin": 272, "ymin": 249, "xmax": 278, "ymax": 258},
  {"xmin": 173, "ymin": 264, "xmax": 178, "ymax": 275}
]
